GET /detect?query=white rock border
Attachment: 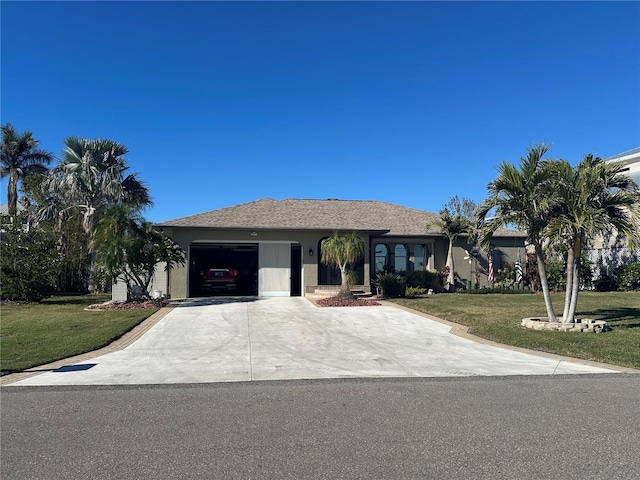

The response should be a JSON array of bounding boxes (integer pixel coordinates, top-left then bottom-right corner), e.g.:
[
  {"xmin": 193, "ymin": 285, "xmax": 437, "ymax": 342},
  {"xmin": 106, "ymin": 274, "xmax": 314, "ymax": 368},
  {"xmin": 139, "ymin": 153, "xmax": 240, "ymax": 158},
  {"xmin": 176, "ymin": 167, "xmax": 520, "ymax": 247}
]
[{"xmin": 521, "ymin": 317, "xmax": 608, "ymax": 333}]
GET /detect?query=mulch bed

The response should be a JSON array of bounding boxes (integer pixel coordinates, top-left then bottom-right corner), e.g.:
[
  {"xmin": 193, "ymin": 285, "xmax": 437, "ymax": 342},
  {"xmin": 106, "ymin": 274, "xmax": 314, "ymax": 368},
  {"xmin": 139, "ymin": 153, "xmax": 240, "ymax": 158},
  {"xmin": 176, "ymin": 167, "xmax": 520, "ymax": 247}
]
[
  {"xmin": 86, "ymin": 299, "xmax": 169, "ymax": 310},
  {"xmin": 316, "ymin": 297, "xmax": 381, "ymax": 307}
]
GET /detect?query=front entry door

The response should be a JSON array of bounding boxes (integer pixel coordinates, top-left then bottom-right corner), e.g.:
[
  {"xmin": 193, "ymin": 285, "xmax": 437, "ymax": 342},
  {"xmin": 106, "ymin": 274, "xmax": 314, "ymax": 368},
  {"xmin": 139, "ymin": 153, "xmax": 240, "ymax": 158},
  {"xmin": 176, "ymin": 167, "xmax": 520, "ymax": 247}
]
[{"xmin": 290, "ymin": 244, "xmax": 302, "ymax": 296}]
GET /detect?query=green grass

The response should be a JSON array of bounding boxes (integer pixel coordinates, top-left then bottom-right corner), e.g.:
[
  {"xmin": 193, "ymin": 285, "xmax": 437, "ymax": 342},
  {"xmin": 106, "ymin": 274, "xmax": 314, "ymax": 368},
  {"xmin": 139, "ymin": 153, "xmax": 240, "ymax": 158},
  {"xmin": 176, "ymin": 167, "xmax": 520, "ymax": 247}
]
[
  {"xmin": 0, "ymin": 294, "xmax": 159, "ymax": 375},
  {"xmin": 391, "ymin": 291, "xmax": 640, "ymax": 369}
]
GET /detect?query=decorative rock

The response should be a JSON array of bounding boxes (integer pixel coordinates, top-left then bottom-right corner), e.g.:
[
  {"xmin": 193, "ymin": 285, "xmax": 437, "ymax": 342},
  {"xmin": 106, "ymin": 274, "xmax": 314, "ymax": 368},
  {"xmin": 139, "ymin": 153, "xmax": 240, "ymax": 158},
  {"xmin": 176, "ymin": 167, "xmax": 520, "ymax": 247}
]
[{"xmin": 521, "ymin": 317, "xmax": 608, "ymax": 333}]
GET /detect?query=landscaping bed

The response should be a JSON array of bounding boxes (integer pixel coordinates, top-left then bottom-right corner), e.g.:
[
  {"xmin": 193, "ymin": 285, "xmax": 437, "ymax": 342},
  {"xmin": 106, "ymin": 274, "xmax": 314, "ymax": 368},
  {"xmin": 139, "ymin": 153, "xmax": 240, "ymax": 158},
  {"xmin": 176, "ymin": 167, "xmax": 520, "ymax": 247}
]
[
  {"xmin": 316, "ymin": 297, "xmax": 381, "ymax": 307},
  {"xmin": 86, "ymin": 299, "xmax": 168, "ymax": 310}
]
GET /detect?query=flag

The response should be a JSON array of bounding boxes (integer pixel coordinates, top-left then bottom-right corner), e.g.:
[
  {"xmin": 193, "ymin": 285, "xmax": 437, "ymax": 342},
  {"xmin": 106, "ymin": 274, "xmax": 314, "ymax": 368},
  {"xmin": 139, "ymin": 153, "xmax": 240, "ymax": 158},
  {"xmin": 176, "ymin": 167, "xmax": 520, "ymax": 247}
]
[
  {"xmin": 515, "ymin": 248, "xmax": 523, "ymax": 283},
  {"xmin": 488, "ymin": 251, "xmax": 494, "ymax": 285}
]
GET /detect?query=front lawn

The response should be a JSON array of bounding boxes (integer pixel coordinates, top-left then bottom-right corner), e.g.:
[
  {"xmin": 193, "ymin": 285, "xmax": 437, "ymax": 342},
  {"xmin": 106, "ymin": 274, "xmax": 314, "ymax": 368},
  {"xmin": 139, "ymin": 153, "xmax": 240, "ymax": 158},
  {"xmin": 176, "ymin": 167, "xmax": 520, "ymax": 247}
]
[
  {"xmin": 391, "ymin": 291, "xmax": 640, "ymax": 369},
  {"xmin": 0, "ymin": 294, "xmax": 159, "ymax": 375}
]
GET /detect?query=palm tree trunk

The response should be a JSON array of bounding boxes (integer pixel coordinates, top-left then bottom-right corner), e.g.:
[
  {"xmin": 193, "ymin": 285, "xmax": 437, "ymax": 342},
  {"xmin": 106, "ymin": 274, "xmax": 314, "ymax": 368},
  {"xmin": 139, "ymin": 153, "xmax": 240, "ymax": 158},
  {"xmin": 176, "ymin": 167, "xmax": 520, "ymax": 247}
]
[
  {"xmin": 446, "ymin": 239, "xmax": 455, "ymax": 292},
  {"xmin": 565, "ymin": 239, "xmax": 583, "ymax": 323},
  {"xmin": 562, "ymin": 245, "xmax": 575, "ymax": 322},
  {"xmin": 83, "ymin": 208, "xmax": 98, "ymax": 293},
  {"xmin": 535, "ymin": 244, "xmax": 557, "ymax": 322},
  {"xmin": 336, "ymin": 265, "xmax": 355, "ymax": 300},
  {"xmin": 7, "ymin": 173, "xmax": 18, "ymax": 217}
]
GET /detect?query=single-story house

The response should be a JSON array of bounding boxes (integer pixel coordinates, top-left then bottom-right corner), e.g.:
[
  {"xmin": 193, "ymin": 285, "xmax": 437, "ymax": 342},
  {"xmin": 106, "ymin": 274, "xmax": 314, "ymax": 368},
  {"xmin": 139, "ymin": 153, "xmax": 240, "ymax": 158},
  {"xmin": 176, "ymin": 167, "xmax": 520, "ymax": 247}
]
[{"xmin": 113, "ymin": 198, "xmax": 526, "ymax": 300}]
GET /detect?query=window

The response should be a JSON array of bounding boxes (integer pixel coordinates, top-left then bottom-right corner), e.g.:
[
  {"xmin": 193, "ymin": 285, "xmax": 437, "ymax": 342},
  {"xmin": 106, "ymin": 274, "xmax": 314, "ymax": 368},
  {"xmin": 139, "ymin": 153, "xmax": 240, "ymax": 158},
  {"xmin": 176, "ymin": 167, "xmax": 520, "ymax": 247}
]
[
  {"xmin": 394, "ymin": 244, "xmax": 407, "ymax": 272},
  {"xmin": 414, "ymin": 245, "xmax": 425, "ymax": 271},
  {"xmin": 375, "ymin": 244, "xmax": 388, "ymax": 272}
]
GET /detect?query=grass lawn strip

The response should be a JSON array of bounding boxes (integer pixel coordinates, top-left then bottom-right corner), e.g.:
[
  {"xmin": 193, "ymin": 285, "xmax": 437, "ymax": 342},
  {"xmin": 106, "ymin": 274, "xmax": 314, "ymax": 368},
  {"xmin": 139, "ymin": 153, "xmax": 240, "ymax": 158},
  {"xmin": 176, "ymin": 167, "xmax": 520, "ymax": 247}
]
[
  {"xmin": 0, "ymin": 294, "xmax": 165, "ymax": 378},
  {"xmin": 391, "ymin": 291, "xmax": 640, "ymax": 370}
]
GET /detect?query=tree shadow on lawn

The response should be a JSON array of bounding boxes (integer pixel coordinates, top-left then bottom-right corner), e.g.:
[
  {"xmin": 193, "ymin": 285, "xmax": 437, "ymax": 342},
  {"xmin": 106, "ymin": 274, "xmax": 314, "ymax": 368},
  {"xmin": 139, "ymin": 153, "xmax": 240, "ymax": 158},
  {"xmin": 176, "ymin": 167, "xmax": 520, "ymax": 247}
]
[
  {"xmin": 578, "ymin": 306, "xmax": 640, "ymax": 329},
  {"xmin": 43, "ymin": 298, "xmax": 100, "ymax": 306}
]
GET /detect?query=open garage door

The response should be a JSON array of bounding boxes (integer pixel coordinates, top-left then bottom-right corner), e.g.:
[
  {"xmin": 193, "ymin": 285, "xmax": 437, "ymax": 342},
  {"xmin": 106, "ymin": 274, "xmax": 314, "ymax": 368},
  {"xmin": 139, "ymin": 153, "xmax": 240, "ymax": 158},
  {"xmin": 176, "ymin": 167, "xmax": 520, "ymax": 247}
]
[{"xmin": 189, "ymin": 244, "xmax": 258, "ymax": 297}]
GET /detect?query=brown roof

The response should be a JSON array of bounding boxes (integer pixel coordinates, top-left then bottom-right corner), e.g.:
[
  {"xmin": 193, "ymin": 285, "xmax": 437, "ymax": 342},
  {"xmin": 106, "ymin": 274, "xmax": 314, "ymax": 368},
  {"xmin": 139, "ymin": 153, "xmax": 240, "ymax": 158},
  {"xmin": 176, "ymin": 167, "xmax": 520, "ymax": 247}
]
[{"xmin": 157, "ymin": 198, "xmax": 524, "ymax": 237}]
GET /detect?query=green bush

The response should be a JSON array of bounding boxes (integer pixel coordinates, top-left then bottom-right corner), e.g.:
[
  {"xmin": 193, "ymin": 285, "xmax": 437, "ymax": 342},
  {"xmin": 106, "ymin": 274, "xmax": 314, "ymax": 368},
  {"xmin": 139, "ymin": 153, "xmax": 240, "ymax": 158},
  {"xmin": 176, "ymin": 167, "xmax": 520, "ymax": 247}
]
[
  {"xmin": 375, "ymin": 272, "xmax": 406, "ymax": 297},
  {"xmin": 458, "ymin": 286, "xmax": 533, "ymax": 295},
  {"xmin": 0, "ymin": 217, "xmax": 61, "ymax": 302},
  {"xmin": 405, "ymin": 286, "xmax": 426, "ymax": 298},
  {"xmin": 405, "ymin": 270, "xmax": 441, "ymax": 290},
  {"xmin": 618, "ymin": 263, "xmax": 640, "ymax": 291}
]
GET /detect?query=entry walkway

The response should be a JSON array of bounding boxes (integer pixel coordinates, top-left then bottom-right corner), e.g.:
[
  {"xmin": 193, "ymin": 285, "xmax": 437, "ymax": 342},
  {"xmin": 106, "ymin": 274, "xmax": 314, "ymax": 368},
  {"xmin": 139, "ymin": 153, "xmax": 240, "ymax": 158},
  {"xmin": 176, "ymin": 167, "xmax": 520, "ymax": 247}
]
[{"xmin": 6, "ymin": 298, "xmax": 619, "ymax": 386}]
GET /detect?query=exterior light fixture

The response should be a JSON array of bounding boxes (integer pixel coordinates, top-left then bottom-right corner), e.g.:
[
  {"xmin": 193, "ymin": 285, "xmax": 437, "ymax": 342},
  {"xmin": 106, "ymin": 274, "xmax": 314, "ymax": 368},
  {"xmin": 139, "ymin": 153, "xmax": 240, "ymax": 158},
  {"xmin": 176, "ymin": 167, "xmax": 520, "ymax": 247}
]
[{"xmin": 309, "ymin": 248, "xmax": 313, "ymax": 257}]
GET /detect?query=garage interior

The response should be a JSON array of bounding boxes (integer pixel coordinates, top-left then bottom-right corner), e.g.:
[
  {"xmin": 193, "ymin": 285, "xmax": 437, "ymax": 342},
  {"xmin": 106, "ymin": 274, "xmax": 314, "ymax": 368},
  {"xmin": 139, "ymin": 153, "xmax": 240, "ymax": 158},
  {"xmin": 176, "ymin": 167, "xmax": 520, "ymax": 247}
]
[
  {"xmin": 188, "ymin": 243, "xmax": 302, "ymax": 297},
  {"xmin": 189, "ymin": 244, "xmax": 259, "ymax": 297}
]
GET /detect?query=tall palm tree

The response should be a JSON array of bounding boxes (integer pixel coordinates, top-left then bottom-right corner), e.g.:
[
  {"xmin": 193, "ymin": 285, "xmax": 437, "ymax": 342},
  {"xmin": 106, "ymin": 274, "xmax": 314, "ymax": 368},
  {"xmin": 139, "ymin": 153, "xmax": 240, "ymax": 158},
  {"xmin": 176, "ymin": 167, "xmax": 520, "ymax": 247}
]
[
  {"xmin": 429, "ymin": 196, "xmax": 475, "ymax": 292},
  {"xmin": 320, "ymin": 231, "xmax": 365, "ymax": 300},
  {"xmin": 1, "ymin": 123, "xmax": 53, "ymax": 217},
  {"xmin": 478, "ymin": 143, "xmax": 559, "ymax": 321},
  {"xmin": 41, "ymin": 137, "xmax": 152, "ymax": 291},
  {"xmin": 43, "ymin": 137, "xmax": 152, "ymax": 233},
  {"xmin": 547, "ymin": 155, "xmax": 640, "ymax": 323}
]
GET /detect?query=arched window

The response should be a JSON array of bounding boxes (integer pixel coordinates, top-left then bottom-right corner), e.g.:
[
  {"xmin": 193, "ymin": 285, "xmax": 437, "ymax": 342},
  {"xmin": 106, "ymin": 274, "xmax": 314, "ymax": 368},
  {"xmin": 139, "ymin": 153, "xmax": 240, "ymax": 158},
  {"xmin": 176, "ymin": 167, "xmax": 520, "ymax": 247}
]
[
  {"xmin": 374, "ymin": 244, "xmax": 388, "ymax": 273},
  {"xmin": 414, "ymin": 245, "xmax": 426, "ymax": 271},
  {"xmin": 394, "ymin": 244, "xmax": 407, "ymax": 272},
  {"xmin": 317, "ymin": 238, "xmax": 365, "ymax": 285}
]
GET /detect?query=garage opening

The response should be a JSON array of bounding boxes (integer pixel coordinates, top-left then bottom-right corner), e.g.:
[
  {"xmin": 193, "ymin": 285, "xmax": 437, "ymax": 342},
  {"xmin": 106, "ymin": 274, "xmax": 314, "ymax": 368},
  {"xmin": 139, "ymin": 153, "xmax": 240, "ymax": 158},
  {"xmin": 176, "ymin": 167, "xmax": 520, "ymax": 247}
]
[{"xmin": 189, "ymin": 244, "xmax": 258, "ymax": 297}]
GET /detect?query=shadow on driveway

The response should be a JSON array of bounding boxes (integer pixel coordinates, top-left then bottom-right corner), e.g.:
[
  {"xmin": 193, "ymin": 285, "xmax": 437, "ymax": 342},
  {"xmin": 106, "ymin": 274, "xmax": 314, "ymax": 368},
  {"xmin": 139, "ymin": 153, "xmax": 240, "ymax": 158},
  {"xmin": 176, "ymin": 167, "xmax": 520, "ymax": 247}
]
[{"xmin": 171, "ymin": 296, "xmax": 264, "ymax": 307}]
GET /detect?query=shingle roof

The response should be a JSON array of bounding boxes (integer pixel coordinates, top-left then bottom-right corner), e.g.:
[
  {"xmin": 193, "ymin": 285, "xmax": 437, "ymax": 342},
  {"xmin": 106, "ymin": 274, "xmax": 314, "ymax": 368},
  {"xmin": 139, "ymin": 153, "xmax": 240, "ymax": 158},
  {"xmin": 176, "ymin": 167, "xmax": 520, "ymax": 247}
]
[{"xmin": 157, "ymin": 198, "xmax": 524, "ymax": 237}]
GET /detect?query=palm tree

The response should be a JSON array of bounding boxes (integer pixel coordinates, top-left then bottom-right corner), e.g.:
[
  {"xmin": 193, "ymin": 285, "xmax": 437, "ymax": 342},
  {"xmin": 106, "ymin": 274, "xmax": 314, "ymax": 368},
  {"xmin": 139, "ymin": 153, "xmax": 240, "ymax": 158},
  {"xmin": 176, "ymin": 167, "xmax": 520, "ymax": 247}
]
[
  {"xmin": 93, "ymin": 204, "xmax": 185, "ymax": 299},
  {"xmin": 429, "ymin": 196, "xmax": 475, "ymax": 292},
  {"xmin": 41, "ymin": 137, "xmax": 152, "ymax": 291},
  {"xmin": 320, "ymin": 232, "xmax": 365, "ymax": 300},
  {"xmin": 477, "ymin": 143, "xmax": 559, "ymax": 321},
  {"xmin": 43, "ymin": 137, "xmax": 152, "ymax": 233},
  {"xmin": 1, "ymin": 123, "xmax": 53, "ymax": 217},
  {"xmin": 547, "ymin": 155, "xmax": 640, "ymax": 323}
]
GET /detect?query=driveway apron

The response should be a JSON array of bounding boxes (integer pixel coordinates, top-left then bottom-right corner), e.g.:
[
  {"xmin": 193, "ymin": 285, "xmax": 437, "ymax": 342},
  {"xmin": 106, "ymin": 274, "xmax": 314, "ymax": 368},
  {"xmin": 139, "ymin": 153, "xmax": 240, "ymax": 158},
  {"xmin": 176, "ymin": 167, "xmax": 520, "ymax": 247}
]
[{"xmin": 8, "ymin": 297, "xmax": 619, "ymax": 386}]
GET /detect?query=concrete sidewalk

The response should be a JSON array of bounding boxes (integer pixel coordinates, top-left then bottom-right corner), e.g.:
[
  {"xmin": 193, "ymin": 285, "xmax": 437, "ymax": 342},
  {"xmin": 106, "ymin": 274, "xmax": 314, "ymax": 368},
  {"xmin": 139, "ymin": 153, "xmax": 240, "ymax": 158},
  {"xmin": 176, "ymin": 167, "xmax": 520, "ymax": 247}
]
[{"xmin": 4, "ymin": 297, "xmax": 622, "ymax": 386}]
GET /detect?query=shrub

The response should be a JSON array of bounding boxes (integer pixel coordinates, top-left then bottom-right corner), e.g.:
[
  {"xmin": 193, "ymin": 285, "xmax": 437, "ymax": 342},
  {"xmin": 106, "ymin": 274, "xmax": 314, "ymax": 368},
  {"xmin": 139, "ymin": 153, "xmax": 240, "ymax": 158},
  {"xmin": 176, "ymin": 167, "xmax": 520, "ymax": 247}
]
[
  {"xmin": 0, "ymin": 217, "xmax": 61, "ymax": 302},
  {"xmin": 405, "ymin": 270, "xmax": 441, "ymax": 290},
  {"xmin": 375, "ymin": 272, "xmax": 406, "ymax": 297},
  {"xmin": 405, "ymin": 286, "xmax": 426, "ymax": 298},
  {"xmin": 617, "ymin": 263, "xmax": 640, "ymax": 291},
  {"xmin": 458, "ymin": 286, "xmax": 533, "ymax": 295},
  {"xmin": 545, "ymin": 259, "xmax": 565, "ymax": 291}
]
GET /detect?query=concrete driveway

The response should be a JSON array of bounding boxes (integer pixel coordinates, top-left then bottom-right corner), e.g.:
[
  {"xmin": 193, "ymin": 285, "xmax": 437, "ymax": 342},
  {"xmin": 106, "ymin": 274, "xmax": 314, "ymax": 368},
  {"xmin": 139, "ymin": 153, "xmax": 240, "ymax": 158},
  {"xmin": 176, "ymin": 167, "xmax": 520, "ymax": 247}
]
[{"xmin": 7, "ymin": 297, "xmax": 619, "ymax": 386}]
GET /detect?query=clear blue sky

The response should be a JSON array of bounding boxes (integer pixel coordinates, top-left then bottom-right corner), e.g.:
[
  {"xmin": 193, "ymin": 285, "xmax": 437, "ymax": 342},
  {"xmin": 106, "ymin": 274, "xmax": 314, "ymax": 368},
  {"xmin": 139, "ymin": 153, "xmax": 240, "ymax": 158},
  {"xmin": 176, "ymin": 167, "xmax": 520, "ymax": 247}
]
[{"xmin": 2, "ymin": 1, "xmax": 639, "ymax": 223}]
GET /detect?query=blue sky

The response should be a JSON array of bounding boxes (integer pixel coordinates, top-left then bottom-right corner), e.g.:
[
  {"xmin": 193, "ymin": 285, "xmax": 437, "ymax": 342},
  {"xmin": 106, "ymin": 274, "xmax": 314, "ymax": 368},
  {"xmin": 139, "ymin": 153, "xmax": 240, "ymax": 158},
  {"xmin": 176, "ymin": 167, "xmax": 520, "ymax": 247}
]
[{"xmin": 2, "ymin": 1, "xmax": 639, "ymax": 223}]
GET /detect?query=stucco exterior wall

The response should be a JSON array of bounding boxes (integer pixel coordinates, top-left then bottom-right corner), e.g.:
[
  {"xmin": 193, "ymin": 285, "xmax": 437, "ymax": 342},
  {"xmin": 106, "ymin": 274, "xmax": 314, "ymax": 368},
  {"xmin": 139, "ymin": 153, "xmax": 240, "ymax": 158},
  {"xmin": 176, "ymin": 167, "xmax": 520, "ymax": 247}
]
[
  {"xmin": 111, "ymin": 263, "xmax": 167, "ymax": 302},
  {"xmin": 159, "ymin": 227, "xmax": 371, "ymax": 299},
  {"xmin": 156, "ymin": 226, "xmax": 526, "ymax": 297},
  {"xmin": 450, "ymin": 236, "xmax": 526, "ymax": 288}
]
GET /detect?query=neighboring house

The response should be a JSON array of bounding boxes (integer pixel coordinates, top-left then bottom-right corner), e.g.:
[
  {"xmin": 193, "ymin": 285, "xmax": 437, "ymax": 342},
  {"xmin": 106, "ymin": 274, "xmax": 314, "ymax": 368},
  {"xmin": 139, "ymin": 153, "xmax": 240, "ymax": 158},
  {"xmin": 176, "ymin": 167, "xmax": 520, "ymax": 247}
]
[
  {"xmin": 129, "ymin": 198, "xmax": 525, "ymax": 300},
  {"xmin": 606, "ymin": 146, "xmax": 640, "ymax": 186},
  {"xmin": 587, "ymin": 147, "xmax": 640, "ymax": 285}
]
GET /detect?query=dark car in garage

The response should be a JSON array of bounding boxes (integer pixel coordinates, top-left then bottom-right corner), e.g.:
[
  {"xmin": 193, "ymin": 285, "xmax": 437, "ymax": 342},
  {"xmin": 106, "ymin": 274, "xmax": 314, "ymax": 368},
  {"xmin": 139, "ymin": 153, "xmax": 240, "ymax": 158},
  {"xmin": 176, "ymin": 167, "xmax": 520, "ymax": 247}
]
[{"xmin": 202, "ymin": 268, "xmax": 238, "ymax": 291}]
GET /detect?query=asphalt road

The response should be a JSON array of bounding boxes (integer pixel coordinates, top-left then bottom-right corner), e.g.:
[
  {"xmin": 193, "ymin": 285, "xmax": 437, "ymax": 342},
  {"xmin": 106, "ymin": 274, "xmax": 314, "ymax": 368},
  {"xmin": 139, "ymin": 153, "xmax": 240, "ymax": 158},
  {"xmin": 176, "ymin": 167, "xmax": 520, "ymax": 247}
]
[{"xmin": 2, "ymin": 375, "xmax": 639, "ymax": 479}]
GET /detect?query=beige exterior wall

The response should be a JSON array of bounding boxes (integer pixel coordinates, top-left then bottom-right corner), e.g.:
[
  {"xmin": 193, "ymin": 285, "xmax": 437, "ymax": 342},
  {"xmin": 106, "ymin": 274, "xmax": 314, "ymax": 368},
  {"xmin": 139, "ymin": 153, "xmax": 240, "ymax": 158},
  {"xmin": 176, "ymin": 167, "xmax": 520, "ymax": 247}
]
[
  {"xmin": 157, "ymin": 226, "xmax": 526, "ymax": 297},
  {"xmin": 111, "ymin": 263, "xmax": 168, "ymax": 302},
  {"xmin": 159, "ymin": 227, "xmax": 371, "ymax": 299},
  {"xmin": 451, "ymin": 236, "xmax": 526, "ymax": 287}
]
